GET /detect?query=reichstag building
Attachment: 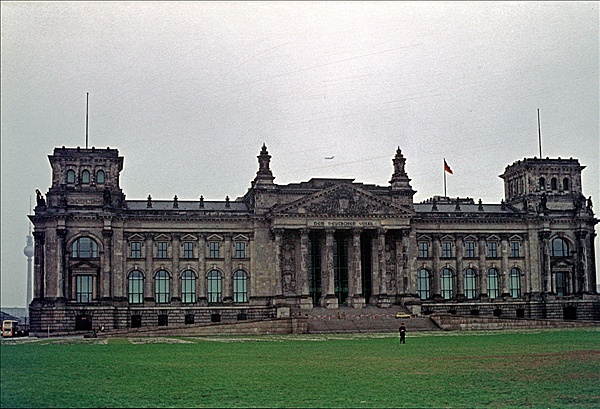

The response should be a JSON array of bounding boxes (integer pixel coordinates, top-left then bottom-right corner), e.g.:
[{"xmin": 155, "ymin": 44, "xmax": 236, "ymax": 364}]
[{"xmin": 29, "ymin": 145, "xmax": 599, "ymax": 333}]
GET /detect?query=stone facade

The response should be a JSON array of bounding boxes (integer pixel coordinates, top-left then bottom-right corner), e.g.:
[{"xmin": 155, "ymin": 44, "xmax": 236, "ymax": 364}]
[{"xmin": 28, "ymin": 146, "xmax": 599, "ymax": 335}]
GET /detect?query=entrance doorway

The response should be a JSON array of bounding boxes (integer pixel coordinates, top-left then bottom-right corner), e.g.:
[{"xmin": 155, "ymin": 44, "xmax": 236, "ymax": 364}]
[
  {"xmin": 308, "ymin": 233, "xmax": 322, "ymax": 306},
  {"xmin": 75, "ymin": 314, "xmax": 92, "ymax": 331},
  {"xmin": 333, "ymin": 233, "xmax": 349, "ymax": 305}
]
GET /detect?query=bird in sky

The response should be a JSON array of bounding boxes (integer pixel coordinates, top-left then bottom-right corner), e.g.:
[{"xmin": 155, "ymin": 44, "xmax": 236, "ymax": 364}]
[{"xmin": 324, "ymin": 156, "xmax": 334, "ymax": 160}]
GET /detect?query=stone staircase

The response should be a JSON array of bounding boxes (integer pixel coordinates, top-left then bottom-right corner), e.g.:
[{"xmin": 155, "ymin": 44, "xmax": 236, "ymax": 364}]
[{"xmin": 300, "ymin": 306, "xmax": 441, "ymax": 334}]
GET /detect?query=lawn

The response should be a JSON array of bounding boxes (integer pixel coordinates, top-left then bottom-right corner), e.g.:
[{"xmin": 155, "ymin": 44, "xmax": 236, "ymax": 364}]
[{"xmin": 1, "ymin": 329, "xmax": 599, "ymax": 408}]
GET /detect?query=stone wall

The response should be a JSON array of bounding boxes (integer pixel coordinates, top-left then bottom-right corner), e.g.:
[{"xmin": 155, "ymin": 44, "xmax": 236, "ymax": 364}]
[{"xmin": 431, "ymin": 314, "xmax": 600, "ymax": 331}]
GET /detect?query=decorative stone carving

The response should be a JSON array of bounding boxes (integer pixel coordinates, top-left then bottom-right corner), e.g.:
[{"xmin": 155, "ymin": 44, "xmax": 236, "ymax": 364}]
[
  {"xmin": 282, "ymin": 241, "xmax": 296, "ymax": 295},
  {"xmin": 307, "ymin": 186, "xmax": 384, "ymax": 216}
]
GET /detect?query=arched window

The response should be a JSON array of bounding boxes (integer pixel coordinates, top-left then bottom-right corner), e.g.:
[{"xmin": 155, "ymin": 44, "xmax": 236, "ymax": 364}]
[
  {"xmin": 563, "ymin": 178, "xmax": 569, "ymax": 191},
  {"xmin": 509, "ymin": 268, "xmax": 521, "ymax": 298},
  {"xmin": 207, "ymin": 270, "xmax": 222, "ymax": 303},
  {"xmin": 155, "ymin": 270, "xmax": 170, "ymax": 303},
  {"xmin": 551, "ymin": 177, "xmax": 558, "ymax": 190},
  {"xmin": 487, "ymin": 268, "xmax": 499, "ymax": 299},
  {"xmin": 551, "ymin": 238, "xmax": 569, "ymax": 257},
  {"xmin": 464, "ymin": 268, "xmax": 477, "ymax": 299},
  {"xmin": 181, "ymin": 270, "xmax": 196, "ymax": 303},
  {"xmin": 128, "ymin": 270, "xmax": 144, "ymax": 304},
  {"xmin": 96, "ymin": 170, "xmax": 105, "ymax": 184},
  {"xmin": 233, "ymin": 270, "xmax": 248, "ymax": 303},
  {"xmin": 440, "ymin": 268, "xmax": 454, "ymax": 300},
  {"xmin": 67, "ymin": 169, "xmax": 75, "ymax": 184},
  {"xmin": 71, "ymin": 237, "xmax": 98, "ymax": 258},
  {"xmin": 81, "ymin": 170, "xmax": 90, "ymax": 184},
  {"xmin": 538, "ymin": 177, "xmax": 546, "ymax": 191},
  {"xmin": 417, "ymin": 269, "xmax": 430, "ymax": 300}
]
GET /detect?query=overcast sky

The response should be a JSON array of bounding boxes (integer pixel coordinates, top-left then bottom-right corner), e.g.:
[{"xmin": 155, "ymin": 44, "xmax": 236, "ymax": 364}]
[{"xmin": 2, "ymin": 2, "xmax": 598, "ymax": 308}]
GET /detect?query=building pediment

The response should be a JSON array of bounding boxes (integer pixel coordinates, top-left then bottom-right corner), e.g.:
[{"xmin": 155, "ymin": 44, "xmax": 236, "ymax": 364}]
[{"xmin": 272, "ymin": 183, "xmax": 413, "ymax": 217}]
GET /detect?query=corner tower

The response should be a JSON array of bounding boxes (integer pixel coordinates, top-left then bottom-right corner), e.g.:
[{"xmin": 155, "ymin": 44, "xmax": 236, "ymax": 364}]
[
  {"xmin": 500, "ymin": 157, "xmax": 589, "ymax": 213},
  {"xmin": 43, "ymin": 146, "xmax": 125, "ymax": 211}
]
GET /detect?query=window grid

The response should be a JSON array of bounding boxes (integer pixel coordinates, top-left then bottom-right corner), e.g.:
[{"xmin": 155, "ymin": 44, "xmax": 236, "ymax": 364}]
[
  {"xmin": 130, "ymin": 242, "xmax": 142, "ymax": 258},
  {"xmin": 209, "ymin": 242, "xmax": 220, "ymax": 259},
  {"xmin": 441, "ymin": 242, "xmax": 452, "ymax": 258},
  {"xmin": 556, "ymin": 272, "xmax": 567, "ymax": 296},
  {"xmin": 509, "ymin": 268, "xmax": 521, "ymax": 298},
  {"xmin": 464, "ymin": 268, "xmax": 477, "ymax": 299},
  {"xmin": 418, "ymin": 242, "xmax": 429, "ymax": 258},
  {"xmin": 487, "ymin": 269, "xmax": 499, "ymax": 299},
  {"xmin": 183, "ymin": 242, "xmax": 194, "ymax": 259},
  {"xmin": 128, "ymin": 271, "xmax": 144, "ymax": 304},
  {"xmin": 510, "ymin": 242, "xmax": 520, "ymax": 258},
  {"xmin": 155, "ymin": 270, "xmax": 170, "ymax": 303},
  {"xmin": 233, "ymin": 270, "xmax": 248, "ymax": 303},
  {"xmin": 440, "ymin": 268, "xmax": 453, "ymax": 300},
  {"xmin": 72, "ymin": 237, "xmax": 98, "ymax": 258},
  {"xmin": 207, "ymin": 270, "xmax": 222, "ymax": 303},
  {"xmin": 465, "ymin": 242, "xmax": 475, "ymax": 258},
  {"xmin": 157, "ymin": 242, "xmax": 168, "ymax": 259},
  {"xmin": 181, "ymin": 270, "xmax": 196, "ymax": 303},
  {"xmin": 235, "ymin": 242, "xmax": 246, "ymax": 259},
  {"xmin": 487, "ymin": 242, "xmax": 498, "ymax": 258},
  {"xmin": 76, "ymin": 275, "xmax": 93, "ymax": 303},
  {"xmin": 81, "ymin": 170, "xmax": 90, "ymax": 184},
  {"xmin": 417, "ymin": 269, "xmax": 430, "ymax": 300},
  {"xmin": 551, "ymin": 238, "xmax": 569, "ymax": 257}
]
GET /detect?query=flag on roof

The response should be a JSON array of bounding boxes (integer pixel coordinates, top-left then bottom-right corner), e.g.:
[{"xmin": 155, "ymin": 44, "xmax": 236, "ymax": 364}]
[{"xmin": 444, "ymin": 159, "xmax": 453, "ymax": 174}]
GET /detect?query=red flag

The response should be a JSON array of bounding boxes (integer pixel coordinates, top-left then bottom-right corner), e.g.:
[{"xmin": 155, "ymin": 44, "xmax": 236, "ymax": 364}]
[{"xmin": 444, "ymin": 159, "xmax": 453, "ymax": 174}]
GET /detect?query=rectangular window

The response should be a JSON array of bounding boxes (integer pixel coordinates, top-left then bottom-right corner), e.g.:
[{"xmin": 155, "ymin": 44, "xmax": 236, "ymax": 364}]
[
  {"xmin": 487, "ymin": 242, "xmax": 498, "ymax": 258},
  {"xmin": 76, "ymin": 275, "xmax": 93, "ymax": 303},
  {"xmin": 465, "ymin": 242, "xmax": 475, "ymax": 258},
  {"xmin": 157, "ymin": 242, "xmax": 168, "ymax": 258},
  {"xmin": 441, "ymin": 242, "xmax": 452, "ymax": 258},
  {"xmin": 130, "ymin": 242, "xmax": 142, "ymax": 259},
  {"xmin": 510, "ymin": 242, "xmax": 520, "ymax": 258},
  {"xmin": 157, "ymin": 315, "xmax": 168, "ymax": 326},
  {"xmin": 235, "ymin": 242, "xmax": 246, "ymax": 259},
  {"xmin": 183, "ymin": 242, "xmax": 194, "ymax": 259},
  {"xmin": 209, "ymin": 242, "xmax": 220, "ymax": 259},
  {"xmin": 418, "ymin": 242, "xmax": 429, "ymax": 258}
]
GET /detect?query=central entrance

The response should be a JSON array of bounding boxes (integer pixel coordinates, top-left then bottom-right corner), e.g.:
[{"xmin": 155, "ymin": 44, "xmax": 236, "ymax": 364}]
[{"xmin": 333, "ymin": 232, "xmax": 349, "ymax": 305}]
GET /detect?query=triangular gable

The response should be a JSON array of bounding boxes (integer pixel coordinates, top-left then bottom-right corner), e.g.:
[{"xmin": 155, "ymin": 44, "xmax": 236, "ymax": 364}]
[
  {"xmin": 206, "ymin": 234, "xmax": 224, "ymax": 242},
  {"xmin": 272, "ymin": 183, "xmax": 413, "ymax": 217},
  {"xmin": 417, "ymin": 234, "xmax": 432, "ymax": 242},
  {"xmin": 463, "ymin": 235, "xmax": 478, "ymax": 242},
  {"xmin": 154, "ymin": 233, "xmax": 171, "ymax": 241},
  {"xmin": 233, "ymin": 234, "xmax": 250, "ymax": 241},
  {"xmin": 127, "ymin": 233, "xmax": 145, "ymax": 242},
  {"xmin": 486, "ymin": 235, "xmax": 501, "ymax": 242},
  {"xmin": 440, "ymin": 234, "xmax": 455, "ymax": 242},
  {"xmin": 70, "ymin": 260, "xmax": 100, "ymax": 270},
  {"xmin": 509, "ymin": 234, "xmax": 523, "ymax": 242},
  {"xmin": 180, "ymin": 234, "xmax": 198, "ymax": 241}
]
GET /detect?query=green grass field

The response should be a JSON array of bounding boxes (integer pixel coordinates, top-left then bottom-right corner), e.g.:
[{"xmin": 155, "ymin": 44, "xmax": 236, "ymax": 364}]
[{"xmin": 1, "ymin": 329, "xmax": 599, "ymax": 408}]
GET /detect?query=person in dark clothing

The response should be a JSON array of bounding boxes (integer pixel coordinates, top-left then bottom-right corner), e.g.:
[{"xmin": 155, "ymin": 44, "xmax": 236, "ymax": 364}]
[{"xmin": 399, "ymin": 323, "xmax": 406, "ymax": 344}]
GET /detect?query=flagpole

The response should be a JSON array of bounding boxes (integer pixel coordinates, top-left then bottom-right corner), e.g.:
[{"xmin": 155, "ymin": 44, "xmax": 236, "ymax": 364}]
[{"xmin": 444, "ymin": 158, "xmax": 447, "ymax": 198}]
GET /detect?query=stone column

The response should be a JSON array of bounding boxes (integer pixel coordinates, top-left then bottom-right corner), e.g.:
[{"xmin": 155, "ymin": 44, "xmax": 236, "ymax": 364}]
[
  {"xmin": 478, "ymin": 236, "xmax": 487, "ymax": 297},
  {"xmin": 223, "ymin": 234, "xmax": 233, "ymax": 302},
  {"xmin": 575, "ymin": 230, "xmax": 590, "ymax": 294},
  {"xmin": 395, "ymin": 231, "xmax": 404, "ymax": 295},
  {"xmin": 501, "ymin": 235, "xmax": 510, "ymax": 296},
  {"xmin": 56, "ymin": 229, "xmax": 67, "ymax": 300},
  {"xmin": 144, "ymin": 233, "xmax": 154, "ymax": 301},
  {"xmin": 370, "ymin": 232, "xmax": 380, "ymax": 305},
  {"xmin": 299, "ymin": 229, "xmax": 312, "ymax": 309},
  {"xmin": 377, "ymin": 228, "xmax": 390, "ymax": 307},
  {"xmin": 274, "ymin": 229, "xmax": 284, "ymax": 299},
  {"xmin": 102, "ymin": 229, "xmax": 113, "ymax": 300},
  {"xmin": 408, "ymin": 230, "xmax": 418, "ymax": 296},
  {"xmin": 198, "ymin": 234, "xmax": 206, "ymax": 303},
  {"xmin": 321, "ymin": 228, "xmax": 338, "ymax": 308},
  {"xmin": 539, "ymin": 232, "xmax": 551, "ymax": 294},
  {"xmin": 431, "ymin": 234, "xmax": 440, "ymax": 299},
  {"xmin": 171, "ymin": 233, "xmax": 181, "ymax": 302},
  {"xmin": 33, "ymin": 231, "xmax": 45, "ymax": 299},
  {"xmin": 350, "ymin": 228, "xmax": 365, "ymax": 308},
  {"xmin": 523, "ymin": 235, "xmax": 532, "ymax": 295},
  {"xmin": 456, "ymin": 236, "xmax": 464, "ymax": 299}
]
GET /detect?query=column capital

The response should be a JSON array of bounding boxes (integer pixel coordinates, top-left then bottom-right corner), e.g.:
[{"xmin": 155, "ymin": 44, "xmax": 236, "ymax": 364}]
[
  {"xmin": 299, "ymin": 228, "xmax": 310, "ymax": 237},
  {"xmin": 56, "ymin": 229, "xmax": 67, "ymax": 238}
]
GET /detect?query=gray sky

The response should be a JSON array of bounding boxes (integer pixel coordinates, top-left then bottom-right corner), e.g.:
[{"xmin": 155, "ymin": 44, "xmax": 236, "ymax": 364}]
[{"xmin": 2, "ymin": 2, "xmax": 598, "ymax": 308}]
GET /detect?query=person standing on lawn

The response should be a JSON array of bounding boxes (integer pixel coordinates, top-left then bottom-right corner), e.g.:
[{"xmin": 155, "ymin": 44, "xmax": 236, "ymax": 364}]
[{"xmin": 399, "ymin": 323, "xmax": 406, "ymax": 344}]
